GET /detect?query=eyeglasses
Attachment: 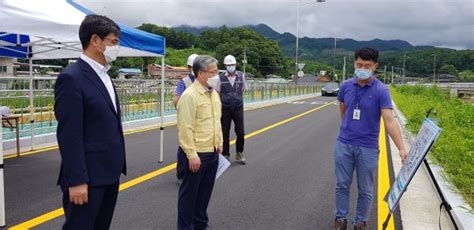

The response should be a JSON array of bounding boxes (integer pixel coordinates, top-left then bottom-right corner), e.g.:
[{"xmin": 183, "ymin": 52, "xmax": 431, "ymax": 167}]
[{"xmin": 202, "ymin": 70, "xmax": 219, "ymax": 75}]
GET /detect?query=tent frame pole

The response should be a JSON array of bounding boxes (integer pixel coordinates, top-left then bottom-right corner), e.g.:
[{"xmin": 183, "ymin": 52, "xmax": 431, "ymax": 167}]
[
  {"xmin": 159, "ymin": 56, "xmax": 165, "ymax": 163},
  {"xmin": 0, "ymin": 115, "xmax": 6, "ymax": 227},
  {"xmin": 29, "ymin": 58, "xmax": 35, "ymax": 151}
]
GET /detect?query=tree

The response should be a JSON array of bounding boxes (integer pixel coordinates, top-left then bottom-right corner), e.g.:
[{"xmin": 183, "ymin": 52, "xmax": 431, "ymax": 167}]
[
  {"xmin": 439, "ymin": 64, "xmax": 458, "ymax": 76},
  {"xmin": 378, "ymin": 48, "xmax": 474, "ymax": 78},
  {"xmin": 137, "ymin": 23, "xmax": 196, "ymax": 49},
  {"xmin": 136, "ymin": 24, "xmax": 289, "ymax": 78},
  {"xmin": 459, "ymin": 70, "xmax": 474, "ymax": 82},
  {"xmin": 164, "ymin": 48, "xmax": 215, "ymax": 67},
  {"xmin": 197, "ymin": 27, "xmax": 288, "ymax": 78}
]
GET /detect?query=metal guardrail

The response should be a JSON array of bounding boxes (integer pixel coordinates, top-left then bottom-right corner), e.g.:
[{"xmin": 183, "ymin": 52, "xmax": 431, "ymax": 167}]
[
  {"xmin": 418, "ymin": 83, "xmax": 474, "ymax": 102},
  {"xmin": 421, "ymin": 83, "xmax": 474, "ymax": 91},
  {"xmin": 1, "ymin": 76, "xmax": 320, "ymax": 140},
  {"xmin": 437, "ymin": 83, "xmax": 474, "ymax": 98},
  {"xmin": 0, "ymin": 77, "xmax": 56, "ymax": 139},
  {"xmin": 435, "ymin": 83, "xmax": 474, "ymax": 88}
]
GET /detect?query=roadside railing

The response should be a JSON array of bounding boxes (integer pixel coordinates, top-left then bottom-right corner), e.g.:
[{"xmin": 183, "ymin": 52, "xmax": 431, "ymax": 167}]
[{"xmin": 1, "ymin": 77, "xmax": 320, "ymax": 141}]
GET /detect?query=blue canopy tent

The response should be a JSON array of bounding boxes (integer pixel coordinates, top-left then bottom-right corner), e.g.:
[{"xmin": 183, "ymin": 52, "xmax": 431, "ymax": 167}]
[
  {"xmin": 0, "ymin": 0, "xmax": 165, "ymax": 59},
  {"xmin": 0, "ymin": 1, "xmax": 167, "ymax": 226},
  {"xmin": 0, "ymin": 34, "xmax": 30, "ymax": 59}
]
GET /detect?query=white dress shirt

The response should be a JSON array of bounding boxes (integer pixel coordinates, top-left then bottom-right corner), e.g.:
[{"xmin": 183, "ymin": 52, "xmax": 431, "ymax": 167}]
[{"xmin": 80, "ymin": 53, "xmax": 117, "ymax": 112}]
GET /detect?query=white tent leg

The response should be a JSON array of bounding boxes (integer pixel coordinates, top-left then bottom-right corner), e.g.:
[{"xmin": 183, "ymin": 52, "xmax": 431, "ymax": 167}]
[
  {"xmin": 29, "ymin": 58, "xmax": 35, "ymax": 151},
  {"xmin": 159, "ymin": 56, "xmax": 165, "ymax": 163},
  {"xmin": 0, "ymin": 114, "xmax": 5, "ymax": 227}
]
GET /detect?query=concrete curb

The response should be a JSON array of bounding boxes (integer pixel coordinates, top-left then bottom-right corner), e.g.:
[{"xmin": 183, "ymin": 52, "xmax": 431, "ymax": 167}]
[{"xmin": 392, "ymin": 101, "xmax": 473, "ymax": 230}]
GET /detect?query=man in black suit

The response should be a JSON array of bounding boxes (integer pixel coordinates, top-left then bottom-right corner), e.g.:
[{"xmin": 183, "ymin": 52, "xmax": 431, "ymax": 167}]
[{"xmin": 54, "ymin": 15, "xmax": 126, "ymax": 230}]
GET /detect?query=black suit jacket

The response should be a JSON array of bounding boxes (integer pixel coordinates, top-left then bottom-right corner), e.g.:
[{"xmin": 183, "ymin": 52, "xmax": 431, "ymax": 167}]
[{"xmin": 54, "ymin": 58, "xmax": 127, "ymax": 187}]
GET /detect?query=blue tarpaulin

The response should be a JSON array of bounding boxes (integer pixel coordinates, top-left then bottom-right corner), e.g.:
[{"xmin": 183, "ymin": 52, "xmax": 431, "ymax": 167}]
[{"xmin": 0, "ymin": 0, "xmax": 165, "ymax": 59}]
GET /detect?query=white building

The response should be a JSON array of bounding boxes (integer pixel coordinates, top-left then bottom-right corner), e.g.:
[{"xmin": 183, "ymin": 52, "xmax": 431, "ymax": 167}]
[{"xmin": 0, "ymin": 57, "xmax": 16, "ymax": 76}]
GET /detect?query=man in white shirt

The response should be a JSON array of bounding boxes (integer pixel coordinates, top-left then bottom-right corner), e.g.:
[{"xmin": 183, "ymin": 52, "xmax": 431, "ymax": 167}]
[{"xmin": 54, "ymin": 15, "xmax": 126, "ymax": 230}]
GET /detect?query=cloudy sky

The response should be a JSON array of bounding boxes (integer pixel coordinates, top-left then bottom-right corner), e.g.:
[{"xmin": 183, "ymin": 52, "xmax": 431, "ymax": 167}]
[{"xmin": 77, "ymin": 0, "xmax": 474, "ymax": 50}]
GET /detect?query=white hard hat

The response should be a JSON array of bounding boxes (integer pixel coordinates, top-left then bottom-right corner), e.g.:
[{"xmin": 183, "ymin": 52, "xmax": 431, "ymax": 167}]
[
  {"xmin": 187, "ymin": 54, "xmax": 199, "ymax": 66},
  {"xmin": 223, "ymin": 55, "xmax": 237, "ymax": 65}
]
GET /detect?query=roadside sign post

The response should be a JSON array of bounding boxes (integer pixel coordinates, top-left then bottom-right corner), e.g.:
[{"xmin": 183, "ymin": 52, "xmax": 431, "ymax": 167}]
[
  {"xmin": 297, "ymin": 63, "xmax": 305, "ymax": 70},
  {"xmin": 382, "ymin": 117, "xmax": 442, "ymax": 229},
  {"xmin": 297, "ymin": 71, "xmax": 304, "ymax": 77}
]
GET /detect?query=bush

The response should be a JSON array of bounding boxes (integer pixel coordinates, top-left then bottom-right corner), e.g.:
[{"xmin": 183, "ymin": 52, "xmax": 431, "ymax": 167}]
[{"xmin": 391, "ymin": 85, "xmax": 474, "ymax": 207}]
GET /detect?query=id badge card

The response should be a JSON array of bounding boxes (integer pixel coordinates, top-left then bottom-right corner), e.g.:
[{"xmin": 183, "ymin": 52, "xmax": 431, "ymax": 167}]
[{"xmin": 353, "ymin": 108, "xmax": 361, "ymax": 120}]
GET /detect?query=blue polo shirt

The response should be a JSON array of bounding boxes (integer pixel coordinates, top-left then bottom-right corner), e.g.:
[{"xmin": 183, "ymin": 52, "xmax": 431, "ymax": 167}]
[
  {"xmin": 337, "ymin": 76, "xmax": 393, "ymax": 149},
  {"xmin": 175, "ymin": 73, "xmax": 195, "ymax": 96}
]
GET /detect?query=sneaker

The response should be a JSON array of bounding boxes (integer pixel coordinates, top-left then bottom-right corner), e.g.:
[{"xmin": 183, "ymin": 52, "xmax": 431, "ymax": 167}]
[
  {"xmin": 353, "ymin": 222, "xmax": 367, "ymax": 230},
  {"xmin": 235, "ymin": 152, "xmax": 246, "ymax": 165},
  {"xmin": 335, "ymin": 218, "xmax": 347, "ymax": 230}
]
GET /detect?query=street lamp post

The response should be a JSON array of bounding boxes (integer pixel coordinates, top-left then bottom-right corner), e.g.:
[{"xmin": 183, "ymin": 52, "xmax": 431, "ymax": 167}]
[
  {"xmin": 295, "ymin": 0, "xmax": 301, "ymax": 82},
  {"xmin": 295, "ymin": 0, "xmax": 325, "ymax": 83}
]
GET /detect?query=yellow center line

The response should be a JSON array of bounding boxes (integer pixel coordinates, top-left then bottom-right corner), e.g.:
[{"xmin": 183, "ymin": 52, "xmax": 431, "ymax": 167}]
[
  {"xmin": 8, "ymin": 163, "xmax": 179, "ymax": 230},
  {"xmin": 378, "ymin": 119, "xmax": 395, "ymax": 230},
  {"xmin": 4, "ymin": 146, "xmax": 59, "ymax": 159},
  {"xmin": 118, "ymin": 163, "xmax": 177, "ymax": 191},
  {"xmin": 9, "ymin": 100, "xmax": 336, "ymax": 230}
]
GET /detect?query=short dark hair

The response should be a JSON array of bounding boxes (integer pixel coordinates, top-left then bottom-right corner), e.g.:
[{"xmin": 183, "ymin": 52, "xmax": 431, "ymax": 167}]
[
  {"xmin": 355, "ymin": 47, "xmax": 379, "ymax": 63},
  {"xmin": 79, "ymin": 15, "xmax": 121, "ymax": 49}
]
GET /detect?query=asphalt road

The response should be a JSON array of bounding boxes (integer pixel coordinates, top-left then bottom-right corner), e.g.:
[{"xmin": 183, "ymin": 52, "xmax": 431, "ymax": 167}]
[{"xmin": 4, "ymin": 96, "xmax": 399, "ymax": 229}]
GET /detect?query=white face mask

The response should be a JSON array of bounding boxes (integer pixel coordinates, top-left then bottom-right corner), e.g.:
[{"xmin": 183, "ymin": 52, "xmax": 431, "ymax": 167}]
[
  {"xmin": 207, "ymin": 75, "xmax": 220, "ymax": 88},
  {"xmin": 354, "ymin": 68, "xmax": 373, "ymax": 80},
  {"xmin": 103, "ymin": 45, "xmax": 120, "ymax": 63},
  {"xmin": 226, "ymin": 65, "xmax": 236, "ymax": 73}
]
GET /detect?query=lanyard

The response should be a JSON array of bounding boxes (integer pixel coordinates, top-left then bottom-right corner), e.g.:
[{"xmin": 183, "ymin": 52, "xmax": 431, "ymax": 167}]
[{"xmin": 354, "ymin": 85, "xmax": 368, "ymax": 109}]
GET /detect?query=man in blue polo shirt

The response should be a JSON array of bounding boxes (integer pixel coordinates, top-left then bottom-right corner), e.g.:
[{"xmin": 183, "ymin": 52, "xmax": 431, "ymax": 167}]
[
  {"xmin": 334, "ymin": 47, "xmax": 408, "ymax": 230},
  {"xmin": 173, "ymin": 53, "xmax": 198, "ymax": 107}
]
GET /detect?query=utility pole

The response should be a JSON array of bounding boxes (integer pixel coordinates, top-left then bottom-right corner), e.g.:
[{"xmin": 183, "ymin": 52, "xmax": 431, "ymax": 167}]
[
  {"xmin": 342, "ymin": 56, "xmax": 346, "ymax": 81},
  {"xmin": 243, "ymin": 46, "xmax": 247, "ymax": 78},
  {"xmin": 383, "ymin": 65, "xmax": 387, "ymax": 84},
  {"xmin": 433, "ymin": 55, "xmax": 436, "ymax": 84},
  {"xmin": 402, "ymin": 52, "xmax": 406, "ymax": 84},
  {"xmin": 400, "ymin": 68, "xmax": 403, "ymax": 84},
  {"xmin": 391, "ymin": 66, "xmax": 394, "ymax": 84}
]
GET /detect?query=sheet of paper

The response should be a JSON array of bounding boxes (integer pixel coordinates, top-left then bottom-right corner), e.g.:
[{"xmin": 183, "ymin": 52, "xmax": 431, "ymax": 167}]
[{"xmin": 216, "ymin": 154, "xmax": 231, "ymax": 179}]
